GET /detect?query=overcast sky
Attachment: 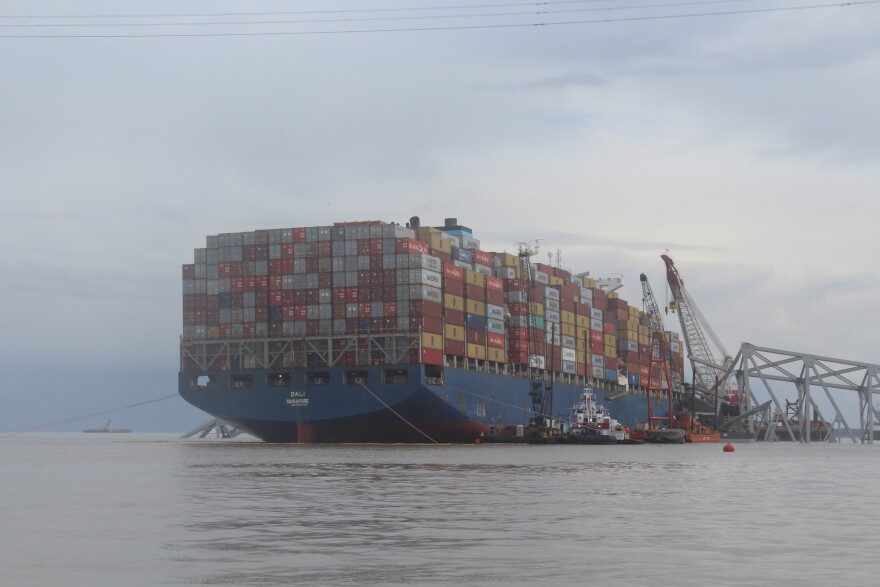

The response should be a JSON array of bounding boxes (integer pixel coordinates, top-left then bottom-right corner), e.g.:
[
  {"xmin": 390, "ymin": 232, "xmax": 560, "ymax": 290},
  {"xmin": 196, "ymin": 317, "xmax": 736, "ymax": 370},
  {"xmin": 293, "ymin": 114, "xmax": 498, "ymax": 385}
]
[{"xmin": 1, "ymin": 0, "xmax": 878, "ymax": 432}]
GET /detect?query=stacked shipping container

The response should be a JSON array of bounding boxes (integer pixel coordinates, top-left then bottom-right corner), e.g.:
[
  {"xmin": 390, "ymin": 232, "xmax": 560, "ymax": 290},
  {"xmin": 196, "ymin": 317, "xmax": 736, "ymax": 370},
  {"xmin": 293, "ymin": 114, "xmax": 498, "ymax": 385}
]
[{"xmin": 182, "ymin": 220, "xmax": 685, "ymax": 386}]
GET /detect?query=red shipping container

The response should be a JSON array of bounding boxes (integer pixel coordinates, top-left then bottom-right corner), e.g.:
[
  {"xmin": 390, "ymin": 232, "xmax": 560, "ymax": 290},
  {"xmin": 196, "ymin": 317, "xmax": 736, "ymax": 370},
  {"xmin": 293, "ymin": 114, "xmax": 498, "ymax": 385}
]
[
  {"xmin": 531, "ymin": 289, "xmax": 545, "ymax": 304},
  {"xmin": 591, "ymin": 340, "xmax": 604, "ymax": 355},
  {"xmin": 486, "ymin": 276, "xmax": 503, "ymax": 292},
  {"xmin": 357, "ymin": 240, "xmax": 370, "ymax": 255},
  {"xmin": 409, "ymin": 300, "xmax": 442, "ymax": 318},
  {"xmin": 370, "ymin": 239, "xmax": 383, "ymax": 254},
  {"xmin": 396, "ymin": 238, "xmax": 430, "ymax": 254},
  {"xmin": 603, "ymin": 322, "xmax": 616, "ymax": 335},
  {"xmin": 444, "ymin": 309, "xmax": 465, "ymax": 325},
  {"xmin": 508, "ymin": 302, "xmax": 527, "ymax": 315},
  {"xmin": 504, "ymin": 279, "xmax": 523, "ymax": 291},
  {"xmin": 384, "ymin": 301, "xmax": 397, "ymax": 316},
  {"xmin": 345, "ymin": 288, "xmax": 359, "ymax": 303},
  {"xmin": 487, "ymin": 332, "xmax": 505, "ymax": 348},
  {"xmin": 243, "ymin": 323, "xmax": 256, "ymax": 338},
  {"xmin": 269, "ymin": 276, "xmax": 283, "ymax": 291},
  {"xmin": 465, "ymin": 283, "xmax": 485, "ymax": 300},
  {"xmin": 268, "ymin": 260, "xmax": 282, "ymax": 276},
  {"xmin": 219, "ymin": 324, "xmax": 232, "ymax": 338},
  {"xmin": 421, "ymin": 348, "xmax": 444, "ymax": 366},
  {"xmin": 282, "ymin": 244, "xmax": 295, "ymax": 259},
  {"xmin": 467, "ymin": 330, "xmax": 486, "ymax": 345},
  {"xmin": 358, "ymin": 302, "xmax": 372, "ymax": 317},
  {"xmin": 445, "ymin": 339, "xmax": 466, "ymax": 356},
  {"xmin": 333, "ymin": 305, "xmax": 346, "ymax": 319},
  {"xmin": 293, "ymin": 228, "xmax": 307, "ymax": 242},
  {"xmin": 590, "ymin": 330, "xmax": 604, "ymax": 344},
  {"xmin": 421, "ymin": 316, "xmax": 443, "ymax": 334},
  {"xmin": 561, "ymin": 298, "xmax": 575, "ymax": 313},
  {"xmin": 508, "ymin": 327, "xmax": 528, "ymax": 341},
  {"xmin": 254, "ymin": 276, "xmax": 269, "ymax": 290},
  {"xmin": 182, "ymin": 264, "xmax": 195, "ymax": 279},
  {"xmin": 486, "ymin": 290, "xmax": 504, "ymax": 306},
  {"xmin": 473, "ymin": 249, "xmax": 492, "ymax": 266},
  {"xmin": 333, "ymin": 289, "xmax": 346, "ymax": 303},
  {"xmin": 445, "ymin": 280, "xmax": 464, "ymax": 297},
  {"xmin": 306, "ymin": 290, "xmax": 320, "ymax": 304},
  {"xmin": 254, "ymin": 245, "xmax": 268, "ymax": 259},
  {"xmin": 443, "ymin": 263, "xmax": 464, "ymax": 281}
]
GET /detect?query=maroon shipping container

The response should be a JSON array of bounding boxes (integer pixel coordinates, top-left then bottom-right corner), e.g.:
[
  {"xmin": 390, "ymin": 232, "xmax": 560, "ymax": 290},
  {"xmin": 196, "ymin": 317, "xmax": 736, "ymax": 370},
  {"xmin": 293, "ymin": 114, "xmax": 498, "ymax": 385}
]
[
  {"xmin": 487, "ymin": 332, "xmax": 505, "ymax": 348},
  {"xmin": 486, "ymin": 290, "xmax": 504, "ymax": 306},
  {"xmin": 561, "ymin": 298, "xmax": 575, "ymax": 313},
  {"xmin": 473, "ymin": 249, "xmax": 492, "ymax": 266},
  {"xmin": 467, "ymin": 330, "xmax": 486, "ymax": 345},
  {"xmin": 445, "ymin": 339, "xmax": 465, "ymax": 356},
  {"xmin": 465, "ymin": 283, "xmax": 485, "ymax": 300},
  {"xmin": 603, "ymin": 322, "xmax": 616, "ymax": 335},
  {"xmin": 591, "ymin": 340, "xmax": 604, "ymax": 355},
  {"xmin": 182, "ymin": 264, "xmax": 195, "ymax": 279},
  {"xmin": 444, "ymin": 308, "xmax": 465, "ymax": 326},
  {"xmin": 444, "ymin": 279, "xmax": 464, "ymax": 296},
  {"xmin": 590, "ymin": 331, "xmax": 604, "ymax": 344},
  {"xmin": 281, "ymin": 244, "xmax": 294, "ymax": 259},
  {"xmin": 269, "ymin": 276, "xmax": 283, "ymax": 291},
  {"xmin": 422, "ymin": 316, "xmax": 443, "ymax": 334},
  {"xmin": 409, "ymin": 300, "xmax": 442, "ymax": 318}
]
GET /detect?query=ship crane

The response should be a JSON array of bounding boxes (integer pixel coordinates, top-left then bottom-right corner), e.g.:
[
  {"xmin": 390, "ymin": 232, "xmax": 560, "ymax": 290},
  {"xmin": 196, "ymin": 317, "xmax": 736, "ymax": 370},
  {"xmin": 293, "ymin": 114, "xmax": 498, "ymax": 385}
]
[
  {"xmin": 639, "ymin": 273, "xmax": 674, "ymax": 429},
  {"xmin": 517, "ymin": 241, "xmax": 552, "ymax": 429},
  {"xmin": 660, "ymin": 254, "xmax": 733, "ymax": 401}
]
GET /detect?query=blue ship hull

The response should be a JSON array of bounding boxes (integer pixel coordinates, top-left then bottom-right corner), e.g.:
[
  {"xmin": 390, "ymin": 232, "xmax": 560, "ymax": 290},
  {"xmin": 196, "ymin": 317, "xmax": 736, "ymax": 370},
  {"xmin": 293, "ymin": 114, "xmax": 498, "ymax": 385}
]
[{"xmin": 179, "ymin": 365, "xmax": 654, "ymax": 443}]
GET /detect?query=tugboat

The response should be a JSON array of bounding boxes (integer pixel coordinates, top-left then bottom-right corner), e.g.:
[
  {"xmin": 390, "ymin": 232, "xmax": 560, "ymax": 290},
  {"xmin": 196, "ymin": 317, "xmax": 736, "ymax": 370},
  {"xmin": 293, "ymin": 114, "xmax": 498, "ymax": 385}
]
[
  {"xmin": 529, "ymin": 386, "xmax": 635, "ymax": 444},
  {"xmin": 82, "ymin": 420, "xmax": 132, "ymax": 433}
]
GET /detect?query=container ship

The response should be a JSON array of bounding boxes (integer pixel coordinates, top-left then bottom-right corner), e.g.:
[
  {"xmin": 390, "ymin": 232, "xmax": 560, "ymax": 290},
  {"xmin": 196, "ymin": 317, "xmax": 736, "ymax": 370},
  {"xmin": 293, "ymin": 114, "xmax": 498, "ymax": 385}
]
[{"xmin": 178, "ymin": 217, "xmax": 685, "ymax": 443}]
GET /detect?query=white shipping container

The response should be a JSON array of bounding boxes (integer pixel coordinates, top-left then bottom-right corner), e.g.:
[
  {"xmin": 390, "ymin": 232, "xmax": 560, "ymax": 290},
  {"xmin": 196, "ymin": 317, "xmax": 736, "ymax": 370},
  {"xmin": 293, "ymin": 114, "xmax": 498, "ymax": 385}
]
[
  {"xmin": 453, "ymin": 260, "xmax": 473, "ymax": 270},
  {"xmin": 580, "ymin": 287, "xmax": 593, "ymax": 300},
  {"xmin": 461, "ymin": 236, "xmax": 480, "ymax": 249},
  {"xmin": 562, "ymin": 361, "xmax": 577, "ymax": 374},
  {"xmin": 487, "ymin": 318, "xmax": 505, "ymax": 334},
  {"xmin": 495, "ymin": 266, "xmax": 517, "ymax": 280},
  {"xmin": 486, "ymin": 304, "xmax": 504, "ymax": 320},
  {"xmin": 590, "ymin": 318, "xmax": 603, "ymax": 331},
  {"xmin": 507, "ymin": 290, "xmax": 527, "ymax": 303},
  {"xmin": 529, "ymin": 355, "xmax": 545, "ymax": 369},
  {"xmin": 545, "ymin": 299, "xmax": 560, "ymax": 312},
  {"xmin": 442, "ymin": 234, "xmax": 460, "ymax": 248},
  {"xmin": 545, "ymin": 310, "xmax": 560, "ymax": 323},
  {"xmin": 545, "ymin": 286, "xmax": 560, "ymax": 301},
  {"xmin": 545, "ymin": 331, "xmax": 561, "ymax": 346},
  {"xmin": 394, "ymin": 225, "xmax": 416, "ymax": 239},
  {"xmin": 410, "ymin": 253, "xmax": 442, "ymax": 272},
  {"xmin": 534, "ymin": 271, "xmax": 549, "ymax": 284},
  {"xmin": 409, "ymin": 285, "xmax": 442, "ymax": 303},
  {"xmin": 474, "ymin": 263, "xmax": 491, "ymax": 276},
  {"xmin": 410, "ymin": 269, "xmax": 443, "ymax": 288},
  {"xmin": 562, "ymin": 335, "xmax": 576, "ymax": 349},
  {"xmin": 561, "ymin": 348, "xmax": 577, "ymax": 362},
  {"xmin": 590, "ymin": 308, "xmax": 603, "ymax": 320}
]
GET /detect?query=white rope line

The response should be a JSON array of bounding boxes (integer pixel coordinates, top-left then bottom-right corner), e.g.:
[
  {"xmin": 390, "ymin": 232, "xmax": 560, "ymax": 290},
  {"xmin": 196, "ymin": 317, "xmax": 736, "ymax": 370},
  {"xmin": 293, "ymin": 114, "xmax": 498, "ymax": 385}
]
[{"xmin": 358, "ymin": 382, "xmax": 440, "ymax": 444}]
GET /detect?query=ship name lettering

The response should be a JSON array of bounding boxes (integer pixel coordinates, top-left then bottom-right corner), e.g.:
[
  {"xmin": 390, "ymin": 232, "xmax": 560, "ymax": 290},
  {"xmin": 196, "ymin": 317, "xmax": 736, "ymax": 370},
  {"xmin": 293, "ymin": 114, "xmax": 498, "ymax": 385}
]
[{"xmin": 290, "ymin": 391, "xmax": 306, "ymax": 397}]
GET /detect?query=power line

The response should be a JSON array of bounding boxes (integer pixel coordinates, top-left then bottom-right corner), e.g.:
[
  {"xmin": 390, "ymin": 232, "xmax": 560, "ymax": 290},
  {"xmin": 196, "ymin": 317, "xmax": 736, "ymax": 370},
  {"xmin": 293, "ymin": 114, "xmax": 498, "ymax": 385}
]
[
  {"xmin": 0, "ymin": 0, "xmax": 778, "ymax": 29},
  {"xmin": 0, "ymin": 393, "xmax": 181, "ymax": 439},
  {"xmin": 1, "ymin": 0, "xmax": 874, "ymax": 39},
  {"xmin": 1, "ymin": 1, "xmax": 624, "ymax": 20},
  {"xmin": 0, "ymin": 0, "xmax": 873, "ymax": 38}
]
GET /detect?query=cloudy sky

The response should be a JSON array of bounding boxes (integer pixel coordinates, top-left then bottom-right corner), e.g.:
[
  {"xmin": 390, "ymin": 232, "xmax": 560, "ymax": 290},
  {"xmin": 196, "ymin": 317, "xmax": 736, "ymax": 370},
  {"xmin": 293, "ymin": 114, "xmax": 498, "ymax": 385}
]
[{"xmin": 1, "ymin": 0, "xmax": 878, "ymax": 432}]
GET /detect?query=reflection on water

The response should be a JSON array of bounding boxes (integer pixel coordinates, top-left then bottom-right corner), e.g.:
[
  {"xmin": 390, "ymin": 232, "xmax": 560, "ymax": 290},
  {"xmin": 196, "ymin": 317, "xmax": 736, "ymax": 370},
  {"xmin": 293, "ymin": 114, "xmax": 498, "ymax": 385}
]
[
  {"xmin": 165, "ymin": 443, "xmax": 879, "ymax": 586},
  {"xmin": 2, "ymin": 436, "xmax": 877, "ymax": 586}
]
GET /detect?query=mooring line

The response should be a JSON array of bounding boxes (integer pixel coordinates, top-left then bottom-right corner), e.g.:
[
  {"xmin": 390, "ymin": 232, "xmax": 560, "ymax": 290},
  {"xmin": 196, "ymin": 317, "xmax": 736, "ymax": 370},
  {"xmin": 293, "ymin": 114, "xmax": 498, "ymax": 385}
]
[
  {"xmin": 358, "ymin": 382, "xmax": 440, "ymax": 444},
  {"xmin": 0, "ymin": 393, "xmax": 181, "ymax": 440},
  {"xmin": 444, "ymin": 382, "xmax": 554, "ymax": 420}
]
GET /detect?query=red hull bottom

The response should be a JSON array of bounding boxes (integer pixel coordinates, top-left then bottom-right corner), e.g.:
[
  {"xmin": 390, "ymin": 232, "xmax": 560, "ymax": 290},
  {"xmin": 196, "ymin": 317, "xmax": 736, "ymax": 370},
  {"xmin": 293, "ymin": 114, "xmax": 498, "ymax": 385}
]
[{"xmin": 686, "ymin": 433, "xmax": 722, "ymax": 443}]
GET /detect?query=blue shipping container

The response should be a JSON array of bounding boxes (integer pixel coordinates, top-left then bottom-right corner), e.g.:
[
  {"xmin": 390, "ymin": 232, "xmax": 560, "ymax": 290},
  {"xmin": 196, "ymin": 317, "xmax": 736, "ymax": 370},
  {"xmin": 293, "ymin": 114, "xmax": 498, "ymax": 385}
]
[{"xmin": 604, "ymin": 368, "xmax": 618, "ymax": 381}]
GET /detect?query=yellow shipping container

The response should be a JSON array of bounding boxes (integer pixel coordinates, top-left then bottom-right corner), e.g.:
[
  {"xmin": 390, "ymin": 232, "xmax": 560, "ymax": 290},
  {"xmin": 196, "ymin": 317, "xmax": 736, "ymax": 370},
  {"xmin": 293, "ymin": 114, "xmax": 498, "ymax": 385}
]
[
  {"xmin": 639, "ymin": 335, "xmax": 650, "ymax": 345},
  {"xmin": 444, "ymin": 293, "xmax": 463, "ymax": 310},
  {"xmin": 561, "ymin": 310, "xmax": 575, "ymax": 325},
  {"xmin": 604, "ymin": 344, "xmax": 617, "ymax": 358},
  {"xmin": 465, "ymin": 269, "xmax": 485, "ymax": 287},
  {"xmin": 487, "ymin": 347, "xmax": 505, "ymax": 363},
  {"xmin": 417, "ymin": 227, "xmax": 440, "ymax": 242},
  {"xmin": 576, "ymin": 315, "xmax": 590, "ymax": 329},
  {"xmin": 529, "ymin": 302, "xmax": 544, "ymax": 317},
  {"xmin": 638, "ymin": 325, "xmax": 649, "ymax": 337},
  {"xmin": 575, "ymin": 326, "xmax": 589, "ymax": 341},
  {"xmin": 498, "ymin": 252, "xmax": 518, "ymax": 267},
  {"xmin": 560, "ymin": 323, "xmax": 575, "ymax": 337},
  {"xmin": 467, "ymin": 299, "xmax": 486, "ymax": 316},
  {"xmin": 604, "ymin": 334, "xmax": 617, "ymax": 347},
  {"xmin": 548, "ymin": 275, "xmax": 563, "ymax": 286},
  {"xmin": 576, "ymin": 338, "xmax": 587, "ymax": 351},
  {"xmin": 444, "ymin": 324, "xmax": 464, "ymax": 341},
  {"xmin": 582, "ymin": 277, "xmax": 596, "ymax": 288},
  {"xmin": 430, "ymin": 235, "xmax": 452, "ymax": 254},
  {"xmin": 467, "ymin": 343, "xmax": 487, "ymax": 360},
  {"xmin": 422, "ymin": 332, "xmax": 444, "ymax": 351}
]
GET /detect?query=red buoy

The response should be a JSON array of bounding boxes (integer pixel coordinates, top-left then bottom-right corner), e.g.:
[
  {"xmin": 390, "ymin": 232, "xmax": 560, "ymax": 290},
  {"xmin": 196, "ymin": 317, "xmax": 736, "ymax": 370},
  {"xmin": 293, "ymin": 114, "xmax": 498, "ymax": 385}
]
[{"xmin": 723, "ymin": 442, "xmax": 735, "ymax": 453}]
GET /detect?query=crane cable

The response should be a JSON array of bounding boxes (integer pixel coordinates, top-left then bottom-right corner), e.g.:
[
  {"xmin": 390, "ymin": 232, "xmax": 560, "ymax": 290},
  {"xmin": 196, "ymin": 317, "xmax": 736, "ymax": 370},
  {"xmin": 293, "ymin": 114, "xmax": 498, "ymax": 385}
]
[
  {"xmin": 358, "ymin": 382, "xmax": 440, "ymax": 444},
  {"xmin": 0, "ymin": 393, "xmax": 181, "ymax": 440}
]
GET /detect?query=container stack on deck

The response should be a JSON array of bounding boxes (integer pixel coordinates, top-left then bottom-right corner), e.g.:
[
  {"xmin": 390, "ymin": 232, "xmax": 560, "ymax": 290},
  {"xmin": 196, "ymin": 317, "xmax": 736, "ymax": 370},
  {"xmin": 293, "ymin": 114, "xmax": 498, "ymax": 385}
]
[{"xmin": 181, "ymin": 218, "xmax": 685, "ymax": 389}]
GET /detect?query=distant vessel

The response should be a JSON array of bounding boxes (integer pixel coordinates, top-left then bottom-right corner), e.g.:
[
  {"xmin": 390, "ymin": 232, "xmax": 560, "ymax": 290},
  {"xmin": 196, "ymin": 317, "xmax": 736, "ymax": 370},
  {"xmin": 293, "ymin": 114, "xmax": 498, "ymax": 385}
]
[{"xmin": 82, "ymin": 420, "xmax": 132, "ymax": 433}]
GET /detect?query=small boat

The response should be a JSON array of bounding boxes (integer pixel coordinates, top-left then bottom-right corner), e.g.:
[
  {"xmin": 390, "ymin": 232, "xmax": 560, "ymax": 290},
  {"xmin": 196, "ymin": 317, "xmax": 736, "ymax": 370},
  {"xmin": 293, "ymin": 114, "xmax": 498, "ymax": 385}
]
[
  {"xmin": 569, "ymin": 386, "xmax": 631, "ymax": 442},
  {"xmin": 643, "ymin": 428, "xmax": 686, "ymax": 444},
  {"xmin": 82, "ymin": 420, "xmax": 132, "ymax": 433}
]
